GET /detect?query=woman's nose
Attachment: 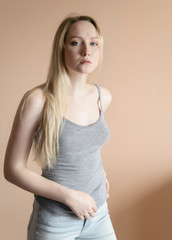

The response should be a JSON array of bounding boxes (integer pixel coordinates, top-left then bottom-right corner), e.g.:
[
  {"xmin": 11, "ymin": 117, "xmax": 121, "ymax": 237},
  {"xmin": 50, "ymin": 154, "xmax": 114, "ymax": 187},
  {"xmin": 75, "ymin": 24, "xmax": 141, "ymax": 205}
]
[{"xmin": 81, "ymin": 44, "xmax": 90, "ymax": 56}]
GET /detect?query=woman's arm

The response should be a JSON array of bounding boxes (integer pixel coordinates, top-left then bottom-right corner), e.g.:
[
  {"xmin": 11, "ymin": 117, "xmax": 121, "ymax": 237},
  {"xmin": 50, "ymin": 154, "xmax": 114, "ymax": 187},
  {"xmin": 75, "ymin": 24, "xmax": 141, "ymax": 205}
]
[
  {"xmin": 4, "ymin": 89, "xmax": 70, "ymax": 202},
  {"xmin": 100, "ymin": 87, "xmax": 112, "ymax": 199},
  {"xmin": 3, "ymin": 89, "xmax": 96, "ymax": 220},
  {"xmin": 99, "ymin": 86, "xmax": 112, "ymax": 113}
]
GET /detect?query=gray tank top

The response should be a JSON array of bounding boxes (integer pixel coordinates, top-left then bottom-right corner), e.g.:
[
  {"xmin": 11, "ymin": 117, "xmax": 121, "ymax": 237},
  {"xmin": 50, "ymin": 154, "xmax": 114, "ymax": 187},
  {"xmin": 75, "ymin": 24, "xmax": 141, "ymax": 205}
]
[{"xmin": 35, "ymin": 84, "xmax": 110, "ymax": 216}]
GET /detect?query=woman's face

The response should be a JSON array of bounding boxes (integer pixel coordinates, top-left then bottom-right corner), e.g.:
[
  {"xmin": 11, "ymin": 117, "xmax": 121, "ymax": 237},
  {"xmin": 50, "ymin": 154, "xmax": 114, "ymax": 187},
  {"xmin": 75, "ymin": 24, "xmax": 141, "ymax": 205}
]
[{"xmin": 64, "ymin": 20, "xmax": 100, "ymax": 76}]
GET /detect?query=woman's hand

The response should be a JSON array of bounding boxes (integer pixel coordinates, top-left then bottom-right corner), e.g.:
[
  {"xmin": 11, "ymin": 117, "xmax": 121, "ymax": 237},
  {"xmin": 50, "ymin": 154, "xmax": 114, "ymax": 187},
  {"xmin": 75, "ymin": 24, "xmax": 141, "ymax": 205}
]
[
  {"xmin": 65, "ymin": 190, "xmax": 97, "ymax": 221},
  {"xmin": 106, "ymin": 177, "xmax": 110, "ymax": 199},
  {"xmin": 105, "ymin": 172, "xmax": 110, "ymax": 199}
]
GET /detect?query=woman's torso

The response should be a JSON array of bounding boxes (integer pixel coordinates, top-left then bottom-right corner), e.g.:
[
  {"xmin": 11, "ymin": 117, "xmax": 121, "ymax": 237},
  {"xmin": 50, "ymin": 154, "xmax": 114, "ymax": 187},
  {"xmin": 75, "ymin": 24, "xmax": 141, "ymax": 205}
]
[{"xmin": 35, "ymin": 84, "xmax": 110, "ymax": 216}]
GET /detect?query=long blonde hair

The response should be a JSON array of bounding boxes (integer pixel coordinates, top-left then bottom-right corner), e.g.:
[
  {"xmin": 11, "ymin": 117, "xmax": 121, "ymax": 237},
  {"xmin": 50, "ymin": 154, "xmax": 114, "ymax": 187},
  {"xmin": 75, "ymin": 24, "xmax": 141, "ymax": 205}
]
[{"xmin": 21, "ymin": 14, "xmax": 104, "ymax": 169}]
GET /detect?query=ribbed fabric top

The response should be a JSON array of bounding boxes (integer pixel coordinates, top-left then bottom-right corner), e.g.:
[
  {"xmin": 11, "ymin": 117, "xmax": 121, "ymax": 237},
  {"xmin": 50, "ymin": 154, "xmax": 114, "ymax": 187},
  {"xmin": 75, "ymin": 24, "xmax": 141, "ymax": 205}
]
[{"xmin": 35, "ymin": 84, "xmax": 110, "ymax": 216}]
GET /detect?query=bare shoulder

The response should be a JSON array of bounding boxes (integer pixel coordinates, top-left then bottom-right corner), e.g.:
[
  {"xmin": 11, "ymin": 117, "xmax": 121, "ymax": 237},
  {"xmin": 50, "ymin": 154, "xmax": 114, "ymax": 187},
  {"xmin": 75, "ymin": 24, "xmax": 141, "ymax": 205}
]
[
  {"xmin": 19, "ymin": 88, "xmax": 46, "ymax": 121},
  {"xmin": 24, "ymin": 88, "xmax": 45, "ymax": 109},
  {"xmin": 99, "ymin": 86, "xmax": 112, "ymax": 113}
]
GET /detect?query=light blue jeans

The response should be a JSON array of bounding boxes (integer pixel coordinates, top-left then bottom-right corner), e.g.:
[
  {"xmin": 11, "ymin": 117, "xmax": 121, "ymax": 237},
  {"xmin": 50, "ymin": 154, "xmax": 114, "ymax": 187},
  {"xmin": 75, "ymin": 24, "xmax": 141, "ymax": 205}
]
[{"xmin": 27, "ymin": 199, "xmax": 117, "ymax": 240}]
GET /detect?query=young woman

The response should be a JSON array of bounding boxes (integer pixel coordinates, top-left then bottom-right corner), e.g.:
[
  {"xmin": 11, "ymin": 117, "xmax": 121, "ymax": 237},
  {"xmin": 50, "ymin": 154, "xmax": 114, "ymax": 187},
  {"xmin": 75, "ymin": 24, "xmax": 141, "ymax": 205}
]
[{"xmin": 4, "ymin": 15, "xmax": 117, "ymax": 240}]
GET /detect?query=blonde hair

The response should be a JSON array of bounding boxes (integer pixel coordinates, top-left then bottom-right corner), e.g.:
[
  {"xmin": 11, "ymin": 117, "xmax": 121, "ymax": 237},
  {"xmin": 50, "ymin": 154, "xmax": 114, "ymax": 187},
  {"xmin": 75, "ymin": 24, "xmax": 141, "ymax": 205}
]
[{"xmin": 21, "ymin": 14, "xmax": 104, "ymax": 169}]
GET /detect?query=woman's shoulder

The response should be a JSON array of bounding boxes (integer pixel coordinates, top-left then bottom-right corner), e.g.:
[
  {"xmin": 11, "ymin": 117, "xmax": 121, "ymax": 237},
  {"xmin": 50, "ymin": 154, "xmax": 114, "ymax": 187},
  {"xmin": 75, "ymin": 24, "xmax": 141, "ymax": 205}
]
[
  {"xmin": 24, "ymin": 88, "xmax": 46, "ymax": 108},
  {"xmin": 19, "ymin": 87, "xmax": 46, "ymax": 119},
  {"xmin": 97, "ymin": 85, "xmax": 112, "ymax": 113}
]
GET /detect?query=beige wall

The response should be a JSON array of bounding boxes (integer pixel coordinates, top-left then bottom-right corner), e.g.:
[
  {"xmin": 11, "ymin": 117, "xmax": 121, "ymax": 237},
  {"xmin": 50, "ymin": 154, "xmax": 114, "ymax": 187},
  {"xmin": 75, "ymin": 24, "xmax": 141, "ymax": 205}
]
[{"xmin": 1, "ymin": 0, "xmax": 172, "ymax": 239}]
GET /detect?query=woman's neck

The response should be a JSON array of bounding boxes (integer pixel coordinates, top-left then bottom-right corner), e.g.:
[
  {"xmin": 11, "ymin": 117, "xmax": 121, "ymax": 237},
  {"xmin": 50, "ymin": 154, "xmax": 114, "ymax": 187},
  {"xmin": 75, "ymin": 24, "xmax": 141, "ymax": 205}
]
[{"xmin": 68, "ymin": 72, "xmax": 90, "ymax": 97}]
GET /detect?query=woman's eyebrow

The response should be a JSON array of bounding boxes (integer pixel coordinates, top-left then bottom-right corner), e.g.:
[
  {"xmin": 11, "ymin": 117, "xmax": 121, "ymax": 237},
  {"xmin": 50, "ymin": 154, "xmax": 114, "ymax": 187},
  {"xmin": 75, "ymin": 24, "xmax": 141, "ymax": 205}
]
[{"xmin": 69, "ymin": 36, "xmax": 98, "ymax": 40}]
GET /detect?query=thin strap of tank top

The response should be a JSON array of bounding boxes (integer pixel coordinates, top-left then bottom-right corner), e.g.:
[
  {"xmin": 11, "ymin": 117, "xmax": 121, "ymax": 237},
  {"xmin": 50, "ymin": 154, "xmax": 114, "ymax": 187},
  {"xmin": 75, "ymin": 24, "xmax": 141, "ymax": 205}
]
[{"xmin": 94, "ymin": 84, "xmax": 103, "ymax": 114}]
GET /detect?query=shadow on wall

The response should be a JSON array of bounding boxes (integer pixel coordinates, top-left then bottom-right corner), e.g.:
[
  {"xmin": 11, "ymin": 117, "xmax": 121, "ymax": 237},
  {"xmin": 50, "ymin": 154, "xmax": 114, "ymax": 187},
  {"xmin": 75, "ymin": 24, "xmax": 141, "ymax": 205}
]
[{"xmin": 114, "ymin": 179, "xmax": 172, "ymax": 240}]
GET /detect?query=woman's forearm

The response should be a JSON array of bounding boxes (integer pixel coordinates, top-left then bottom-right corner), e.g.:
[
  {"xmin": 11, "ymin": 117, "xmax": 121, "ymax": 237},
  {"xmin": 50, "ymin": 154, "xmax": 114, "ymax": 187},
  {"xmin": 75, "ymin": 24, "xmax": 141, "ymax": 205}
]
[{"xmin": 4, "ymin": 166, "xmax": 71, "ymax": 205}]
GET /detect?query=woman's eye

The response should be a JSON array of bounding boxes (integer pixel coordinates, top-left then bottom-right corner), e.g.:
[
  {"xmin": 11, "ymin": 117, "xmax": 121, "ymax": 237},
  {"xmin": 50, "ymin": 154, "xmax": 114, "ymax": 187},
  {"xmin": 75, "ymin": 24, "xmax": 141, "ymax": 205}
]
[
  {"xmin": 70, "ymin": 41, "xmax": 80, "ymax": 46},
  {"xmin": 70, "ymin": 41, "xmax": 98, "ymax": 47},
  {"xmin": 91, "ymin": 42, "xmax": 98, "ymax": 46}
]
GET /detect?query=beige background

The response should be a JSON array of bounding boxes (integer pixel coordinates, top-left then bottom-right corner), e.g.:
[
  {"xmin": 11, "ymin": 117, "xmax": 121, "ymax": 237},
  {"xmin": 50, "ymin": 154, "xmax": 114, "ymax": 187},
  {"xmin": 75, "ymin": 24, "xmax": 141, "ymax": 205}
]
[{"xmin": 1, "ymin": 0, "xmax": 172, "ymax": 239}]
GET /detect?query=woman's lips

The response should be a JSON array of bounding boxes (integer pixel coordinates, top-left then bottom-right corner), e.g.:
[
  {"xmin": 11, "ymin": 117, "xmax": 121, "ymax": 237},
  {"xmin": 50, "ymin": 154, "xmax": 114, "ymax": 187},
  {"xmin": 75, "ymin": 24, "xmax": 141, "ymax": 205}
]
[{"xmin": 80, "ymin": 60, "xmax": 91, "ymax": 64}]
